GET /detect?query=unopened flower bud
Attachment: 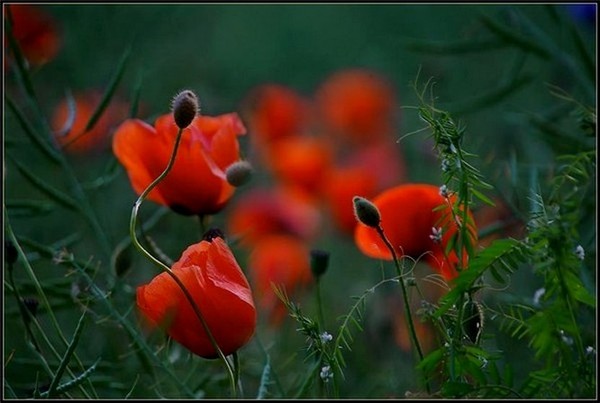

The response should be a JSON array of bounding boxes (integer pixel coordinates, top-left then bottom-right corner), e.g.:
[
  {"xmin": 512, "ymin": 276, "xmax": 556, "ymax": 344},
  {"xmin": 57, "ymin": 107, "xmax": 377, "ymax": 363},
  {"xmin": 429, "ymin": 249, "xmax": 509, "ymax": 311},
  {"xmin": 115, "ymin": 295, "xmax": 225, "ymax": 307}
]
[
  {"xmin": 353, "ymin": 196, "xmax": 381, "ymax": 228},
  {"xmin": 225, "ymin": 160, "xmax": 253, "ymax": 187},
  {"xmin": 310, "ymin": 249, "xmax": 330, "ymax": 278},
  {"xmin": 172, "ymin": 90, "xmax": 199, "ymax": 129},
  {"xmin": 202, "ymin": 228, "xmax": 225, "ymax": 243}
]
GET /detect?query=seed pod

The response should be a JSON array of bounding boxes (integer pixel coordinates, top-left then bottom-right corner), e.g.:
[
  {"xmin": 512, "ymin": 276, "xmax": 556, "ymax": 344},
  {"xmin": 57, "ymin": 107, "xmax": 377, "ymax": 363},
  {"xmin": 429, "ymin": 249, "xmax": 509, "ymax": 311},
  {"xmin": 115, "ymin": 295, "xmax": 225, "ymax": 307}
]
[
  {"xmin": 310, "ymin": 249, "xmax": 330, "ymax": 279},
  {"xmin": 202, "ymin": 228, "xmax": 225, "ymax": 242},
  {"xmin": 172, "ymin": 90, "xmax": 199, "ymax": 129},
  {"xmin": 225, "ymin": 160, "xmax": 253, "ymax": 187},
  {"xmin": 462, "ymin": 298, "xmax": 484, "ymax": 344},
  {"xmin": 352, "ymin": 196, "xmax": 381, "ymax": 228}
]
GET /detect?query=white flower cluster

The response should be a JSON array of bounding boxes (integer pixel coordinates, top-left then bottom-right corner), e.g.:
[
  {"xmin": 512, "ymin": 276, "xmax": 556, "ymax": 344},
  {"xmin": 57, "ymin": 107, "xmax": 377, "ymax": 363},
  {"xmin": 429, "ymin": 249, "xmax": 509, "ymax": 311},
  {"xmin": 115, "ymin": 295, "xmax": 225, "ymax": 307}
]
[{"xmin": 429, "ymin": 227, "xmax": 443, "ymax": 244}]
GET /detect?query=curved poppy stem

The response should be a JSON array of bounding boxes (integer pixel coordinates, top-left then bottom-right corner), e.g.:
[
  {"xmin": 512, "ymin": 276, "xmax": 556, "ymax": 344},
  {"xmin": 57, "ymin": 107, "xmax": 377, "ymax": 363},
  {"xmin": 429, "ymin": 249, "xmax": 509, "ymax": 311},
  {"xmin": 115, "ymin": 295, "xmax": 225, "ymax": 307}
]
[
  {"xmin": 129, "ymin": 127, "xmax": 237, "ymax": 397},
  {"xmin": 375, "ymin": 225, "xmax": 431, "ymax": 394}
]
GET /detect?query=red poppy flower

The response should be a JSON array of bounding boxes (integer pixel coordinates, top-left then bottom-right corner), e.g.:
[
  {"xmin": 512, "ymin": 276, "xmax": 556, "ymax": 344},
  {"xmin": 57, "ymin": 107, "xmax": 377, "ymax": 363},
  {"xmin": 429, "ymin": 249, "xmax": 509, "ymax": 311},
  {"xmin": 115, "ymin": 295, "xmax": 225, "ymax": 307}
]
[
  {"xmin": 5, "ymin": 4, "xmax": 61, "ymax": 68},
  {"xmin": 344, "ymin": 139, "xmax": 407, "ymax": 190},
  {"xmin": 322, "ymin": 166, "xmax": 378, "ymax": 234},
  {"xmin": 136, "ymin": 236, "xmax": 256, "ymax": 359},
  {"xmin": 315, "ymin": 68, "xmax": 397, "ymax": 145},
  {"xmin": 51, "ymin": 91, "xmax": 128, "ymax": 154},
  {"xmin": 113, "ymin": 112, "xmax": 246, "ymax": 215},
  {"xmin": 354, "ymin": 184, "xmax": 476, "ymax": 280},
  {"xmin": 267, "ymin": 135, "xmax": 334, "ymax": 195},
  {"xmin": 247, "ymin": 234, "xmax": 313, "ymax": 325},
  {"xmin": 226, "ymin": 186, "xmax": 321, "ymax": 246},
  {"xmin": 242, "ymin": 84, "xmax": 311, "ymax": 148}
]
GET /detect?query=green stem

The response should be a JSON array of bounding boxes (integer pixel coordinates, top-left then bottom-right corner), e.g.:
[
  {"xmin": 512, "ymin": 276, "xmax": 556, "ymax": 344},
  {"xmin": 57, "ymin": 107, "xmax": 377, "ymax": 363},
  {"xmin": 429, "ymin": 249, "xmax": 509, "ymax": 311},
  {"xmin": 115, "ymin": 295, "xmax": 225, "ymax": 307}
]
[
  {"xmin": 315, "ymin": 279, "xmax": 326, "ymax": 330},
  {"xmin": 128, "ymin": 127, "xmax": 237, "ymax": 397},
  {"xmin": 375, "ymin": 225, "xmax": 431, "ymax": 393}
]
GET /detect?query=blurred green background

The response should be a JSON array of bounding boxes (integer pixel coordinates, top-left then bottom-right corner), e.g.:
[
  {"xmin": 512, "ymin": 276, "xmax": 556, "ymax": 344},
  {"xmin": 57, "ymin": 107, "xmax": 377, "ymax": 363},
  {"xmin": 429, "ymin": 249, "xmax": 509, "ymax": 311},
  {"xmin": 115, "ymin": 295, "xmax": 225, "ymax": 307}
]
[{"xmin": 4, "ymin": 3, "xmax": 596, "ymax": 399}]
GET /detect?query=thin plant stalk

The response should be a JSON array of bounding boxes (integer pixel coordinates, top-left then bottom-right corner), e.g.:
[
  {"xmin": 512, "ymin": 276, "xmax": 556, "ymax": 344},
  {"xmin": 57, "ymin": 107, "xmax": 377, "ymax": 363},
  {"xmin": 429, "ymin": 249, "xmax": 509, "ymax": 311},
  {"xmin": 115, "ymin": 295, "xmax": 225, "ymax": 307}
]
[
  {"xmin": 128, "ymin": 127, "xmax": 237, "ymax": 397},
  {"xmin": 374, "ymin": 225, "xmax": 431, "ymax": 393}
]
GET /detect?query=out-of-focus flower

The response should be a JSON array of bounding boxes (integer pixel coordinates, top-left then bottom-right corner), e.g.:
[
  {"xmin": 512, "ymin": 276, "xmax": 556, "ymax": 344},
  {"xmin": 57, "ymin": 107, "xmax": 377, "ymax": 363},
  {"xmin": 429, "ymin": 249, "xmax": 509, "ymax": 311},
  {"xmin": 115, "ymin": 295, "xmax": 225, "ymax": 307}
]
[
  {"xmin": 226, "ymin": 186, "xmax": 321, "ymax": 246},
  {"xmin": 574, "ymin": 245, "xmax": 585, "ymax": 261},
  {"xmin": 315, "ymin": 68, "xmax": 397, "ymax": 146},
  {"xmin": 267, "ymin": 136, "xmax": 334, "ymax": 195},
  {"xmin": 113, "ymin": 111, "xmax": 246, "ymax": 216},
  {"xmin": 343, "ymin": 140, "xmax": 407, "ymax": 190},
  {"xmin": 322, "ymin": 167, "xmax": 378, "ymax": 235},
  {"xmin": 136, "ymin": 236, "xmax": 256, "ymax": 359},
  {"xmin": 247, "ymin": 234, "xmax": 313, "ymax": 325},
  {"xmin": 319, "ymin": 365, "xmax": 333, "ymax": 382},
  {"xmin": 51, "ymin": 91, "xmax": 128, "ymax": 154},
  {"xmin": 242, "ymin": 84, "xmax": 312, "ymax": 155},
  {"xmin": 4, "ymin": 4, "xmax": 61, "ymax": 68},
  {"xmin": 354, "ymin": 184, "xmax": 476, "ymax": 280}
]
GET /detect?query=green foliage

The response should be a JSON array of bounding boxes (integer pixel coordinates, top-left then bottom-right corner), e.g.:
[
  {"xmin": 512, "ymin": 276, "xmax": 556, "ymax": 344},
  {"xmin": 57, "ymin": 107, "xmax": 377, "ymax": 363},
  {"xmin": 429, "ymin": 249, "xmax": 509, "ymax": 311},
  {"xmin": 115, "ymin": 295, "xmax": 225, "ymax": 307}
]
[{"xmin": 3, "ymin": 4, "xmax": 595, "ymax": 399}]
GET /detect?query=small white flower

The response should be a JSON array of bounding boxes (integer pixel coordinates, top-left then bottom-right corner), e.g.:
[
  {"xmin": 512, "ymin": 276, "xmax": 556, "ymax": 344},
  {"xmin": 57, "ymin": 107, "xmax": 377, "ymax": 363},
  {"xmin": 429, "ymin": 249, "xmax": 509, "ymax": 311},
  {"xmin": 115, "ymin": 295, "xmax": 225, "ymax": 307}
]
[
  {"xmin": 574, "ymin": 245, "xmax": 585, "ymax": 261},
  {"xmin": 533, "ymin": 288, "xmax": 545, "ymax": 306},
  {"xmin": 441, "ymin": 158, "xmax": 451, "ymax": 172},
  {"xmin": 559, "ymin": 330, "xmax": 573, "ymax": 346},
  {"xmin": 585, "ymin": 346, "xmax": 595, "ymax": 356},
  {"xmin": 320, "ymin": 365, "xmax": 333, "ymax": 382},
  {"xmin": 429, "ymin": 227, "xmax": 443, "ymax": 244},
  {"xmin": 320, "ymin": 332, "xmax": 333, "ymax": 344},
  {"xmin": 439, "ymin": 184, "xmax": 450, "ymax": 198}
]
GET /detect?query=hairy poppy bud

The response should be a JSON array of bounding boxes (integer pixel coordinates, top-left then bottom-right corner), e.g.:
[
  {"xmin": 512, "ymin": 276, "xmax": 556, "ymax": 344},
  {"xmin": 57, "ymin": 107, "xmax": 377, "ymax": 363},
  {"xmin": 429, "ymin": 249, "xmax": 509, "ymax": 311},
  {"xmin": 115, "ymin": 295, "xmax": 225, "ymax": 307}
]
[
  {"xmin": 353, "ymin": 196, "xmax": 381, "ymax": 228},
  {"xmin": 310, "ymin": 249, "xmax": 330, "ymax": 279},
  {"xmin": 225, "ymin": 160, "xmax": 253, "ymax": 187},
  {"xmin": 172, "ymin": 90, "xmax": 199, "ymax": 129}
]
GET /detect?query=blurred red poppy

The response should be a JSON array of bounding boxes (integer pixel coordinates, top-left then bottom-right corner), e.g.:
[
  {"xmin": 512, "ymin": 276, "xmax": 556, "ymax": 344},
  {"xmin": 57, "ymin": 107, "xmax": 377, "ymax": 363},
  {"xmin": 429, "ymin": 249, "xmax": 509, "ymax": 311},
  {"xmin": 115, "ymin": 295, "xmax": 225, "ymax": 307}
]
[
  {"xmin": 354, "ymin": 184, "xmax": 477, "ymax": 280},
  {"xmin": 322, "ymin": 166, "xmax": 378, "ymax": 234},
  {"xmin": 226, "ymin": 186, "xmax": 321, "ymax": 246},
  {"xmin": 267, "ymin": 135, "xmax": 334, "ymax": 195},
  {"xmin": 247, "ymin": 234, "xmax": 313, "ymax": 325},
  {"xmin": 113, "ymin": 112, "xmax": 246, "ymax": 216},
  {"xmin": 136, "ymin": 236, "xmax": 256, "ymax": 359},
  {"xmin": 343, "ymin": 139, "xmax": 407, "ymax": 190},
  {"xmin": 315, "ymin": 68, "xmax": 397, "ymax": 146},
  {"xmin": 242, "ymin": 84, "xmax": 312, "ymax": 150},
  {"xmin": 51, "ymin": 91, "xmax": 128, "ymax": 154},
  {"xmin": 5, "ymin": 4, "xmax": 61, "ymax": 68}
]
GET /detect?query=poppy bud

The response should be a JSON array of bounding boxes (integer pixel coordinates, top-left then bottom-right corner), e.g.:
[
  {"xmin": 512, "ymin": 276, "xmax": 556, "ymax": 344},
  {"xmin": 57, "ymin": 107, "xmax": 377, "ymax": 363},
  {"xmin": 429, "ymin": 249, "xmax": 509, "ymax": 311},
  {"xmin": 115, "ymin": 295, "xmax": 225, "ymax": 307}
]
[
  {"xmin": 310, "ymin": 249, "xmax": 330, "ymax": 279},
  {"xmin": 353, "ymin": 196, "xmax": 381, "ymax": 228},
  {"xmin": 172, "ymin": 90, "xmax": 199, "ymax": 129},
  {"xmin": 225, "ymin": 160, "xmax": 253, "ymax": 187},
  {"xmin": 202, "ymin": 228, "xmax": 225, "ymax": 242}
]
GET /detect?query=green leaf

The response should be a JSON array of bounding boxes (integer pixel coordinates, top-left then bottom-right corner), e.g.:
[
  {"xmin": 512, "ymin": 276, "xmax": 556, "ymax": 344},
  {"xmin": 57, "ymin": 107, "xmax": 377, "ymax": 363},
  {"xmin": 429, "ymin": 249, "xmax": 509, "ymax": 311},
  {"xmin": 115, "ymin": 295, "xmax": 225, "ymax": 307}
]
[
  {"xmin": 441, "ymin": 380, "xmax": 474, "ymax": 398},
  {"xmin": 5, "ymin": 95, "xmax": 61, "ymax": 163},
  {"xmin": 5, "ymin": 199, "xmax": 55, "ymax": 217},
  {"xmin": 7, "ymin": 155, "xmax": 79, "ymax": 211},
  {"xmin": 46, "ymin": 311, "xmax": 88, "ymax": 398},
  {"xmin": 84, "ymin": 47, "xmax": 131, "ymax": 132},
  {"xmin": 562, "ymin": 269, "xmax": 596, "ymax": 308}
]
